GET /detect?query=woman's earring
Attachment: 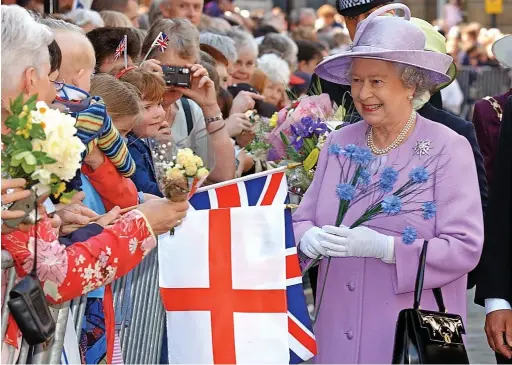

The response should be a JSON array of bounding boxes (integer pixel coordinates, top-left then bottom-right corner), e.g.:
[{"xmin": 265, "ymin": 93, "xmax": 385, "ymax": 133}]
[{"xmin": 408, "ymin": 95, "xmax": 414, "ymax": 100}]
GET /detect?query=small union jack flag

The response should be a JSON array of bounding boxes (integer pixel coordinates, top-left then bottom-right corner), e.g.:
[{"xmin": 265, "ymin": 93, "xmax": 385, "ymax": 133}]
[
  {"xmin": 153, "ymin": 32, "xmax": 169, "ymax": 52},
  {"xmin": 114, "ymin": 35, "xmax": 127, "ymax": 61}
]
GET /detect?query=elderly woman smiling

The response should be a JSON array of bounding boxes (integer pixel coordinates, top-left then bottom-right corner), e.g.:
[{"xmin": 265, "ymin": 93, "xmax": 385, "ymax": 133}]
[{"xmin": 293, "ymin": 6, "xmax": 484, "ymax": 364}]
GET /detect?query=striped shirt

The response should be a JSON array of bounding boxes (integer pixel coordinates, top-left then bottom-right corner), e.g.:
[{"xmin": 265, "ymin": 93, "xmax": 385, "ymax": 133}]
[{"xmin": 56, "ymin": 85, "xmax": 135, "ymax": 177}]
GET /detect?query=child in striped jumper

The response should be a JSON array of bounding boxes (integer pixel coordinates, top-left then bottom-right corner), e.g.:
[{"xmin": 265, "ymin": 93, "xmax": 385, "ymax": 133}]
[{"xmin": 52, "ymin": 30, "xmax": 135, "ymax": 182}]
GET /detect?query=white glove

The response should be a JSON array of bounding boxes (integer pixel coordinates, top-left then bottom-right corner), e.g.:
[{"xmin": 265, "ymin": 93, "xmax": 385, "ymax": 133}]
[
  {"xmin": 299, "ymin": 227, "xmax": 328, "ymax": 259},
  {"xmin": 319, "ymin": 225, "xmax": 395, "ymax": 263}
]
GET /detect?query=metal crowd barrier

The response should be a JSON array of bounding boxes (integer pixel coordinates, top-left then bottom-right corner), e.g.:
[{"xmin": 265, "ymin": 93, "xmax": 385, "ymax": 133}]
[
  {"xmin": 1, "ymin": 247, "xmax": 165, "ymax": 364},
  {"xmin": 456, "ymin": 65, "xmax": 511, "ymax": 120}
]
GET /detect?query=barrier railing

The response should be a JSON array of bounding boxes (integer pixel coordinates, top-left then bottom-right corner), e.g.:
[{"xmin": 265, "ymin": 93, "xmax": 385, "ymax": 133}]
[
  {"xmin": 1, "ymin": 248, "xmax": 164, "ymax": 364},
  {"xmin": 456, "ymin": 65, "xmax": 511, "ymax": 120}
]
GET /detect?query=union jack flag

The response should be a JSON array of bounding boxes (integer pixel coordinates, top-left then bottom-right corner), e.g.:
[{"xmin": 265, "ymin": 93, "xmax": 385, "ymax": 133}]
[
  {"xmin": 152, "ymin": 32, "xmax": 169, "ymax": 53},
  {"xmin": 114, "ymin": 35, "xmax": 127, "ymax": 61},
  {"xmin": 189, "ymin": 169, "xmax": 317, "ymax": 363}
]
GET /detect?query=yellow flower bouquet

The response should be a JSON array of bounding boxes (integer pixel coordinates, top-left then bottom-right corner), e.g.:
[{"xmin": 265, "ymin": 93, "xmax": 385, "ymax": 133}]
[
  {"xmin": 153, "ymin": 143, "xmax": 210, "ymax": 202},
  {"xmin": 2, "ymin": 95, "xmax": 85, "ymax": 202}
]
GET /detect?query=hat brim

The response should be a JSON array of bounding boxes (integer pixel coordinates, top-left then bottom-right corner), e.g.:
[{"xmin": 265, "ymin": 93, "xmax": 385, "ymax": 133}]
[
  {"xmin": 316, "ymin": 49, "xmax": 452, "ymax": 86},
  {"xmin": 435, "ymin": 62, "xmax": 457, "ymax": 91},
  {"xmin": 492, "ymin": 35, "xmax": 512, "ymax": 69},
  {"xmin": 339, "ymin": 0, "xmax": 395, "ymax": 17}
]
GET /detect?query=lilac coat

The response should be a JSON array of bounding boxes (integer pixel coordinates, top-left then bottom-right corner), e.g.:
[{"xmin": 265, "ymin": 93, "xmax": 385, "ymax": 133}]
[{"xmin": 293, "ymin": 115, "xmax": 484, "ymax": 364}]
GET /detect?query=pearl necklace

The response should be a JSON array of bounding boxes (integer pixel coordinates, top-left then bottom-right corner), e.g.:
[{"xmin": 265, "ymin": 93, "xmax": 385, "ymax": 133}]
[{"xmin": 367, "ymin": 111, "xmax": 417, "ymax": 155}]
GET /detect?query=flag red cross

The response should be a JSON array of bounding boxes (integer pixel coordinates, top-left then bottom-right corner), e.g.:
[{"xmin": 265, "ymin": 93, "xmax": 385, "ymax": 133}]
[{"xmin": 160, "ymin": 209, "xmax": 287, "ymax": 364}]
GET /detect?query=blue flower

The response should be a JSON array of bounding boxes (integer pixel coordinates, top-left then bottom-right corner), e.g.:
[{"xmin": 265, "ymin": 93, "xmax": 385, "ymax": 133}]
[
  {"xmin": 336, "ymin": 183, "xmax": 356, "ymax": 201},
  {"xmin": 328, "ymin": 143, "xmax": 343, "ymax": 156},
  {"xmin": 341, "ymin": 144, "xmax": 358, "ymax": 159},
  {"xmin": 409, "ymin": 166, "xmax": 429, "ymax": 184},
  {"xmin": 402, "ymin": 226, "xmax": 417, "ymax": 245},
  {"xmin": 357, "ymin": 169, "xmax": 371, "ymax": 186},
  {"xmin": 352, "ymin": 147, "xmax": 373, "ymax": 166},
  {"xmin": 422, "ymin": 201, "xmax": 437, "ymax": 220},
  {"xmin": 381, "ymin": 195, "xmax": 402, "ymax": 215},
  {"xmin": 379, "ymin": 167, "xmax": 399, "ymax": 193}
]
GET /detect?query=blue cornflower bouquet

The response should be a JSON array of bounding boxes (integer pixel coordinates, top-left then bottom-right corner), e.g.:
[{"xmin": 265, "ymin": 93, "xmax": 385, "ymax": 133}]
[
  {"xmin": 303, "ymin": 143, "xmax": 438, "ymax": 274},
  {"xmin": 279, "ymin": 116, "xmax": 329, "ymax": 193}
]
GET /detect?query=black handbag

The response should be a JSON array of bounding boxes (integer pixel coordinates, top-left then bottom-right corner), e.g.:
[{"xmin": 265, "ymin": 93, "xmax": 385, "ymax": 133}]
[
  {"xmin": 7, "ymin": 203, "xmax": 56, "ymax": 346},
  {"xmin": 392, "ymin": 240, "xmax": 469, "ymax": 364}
]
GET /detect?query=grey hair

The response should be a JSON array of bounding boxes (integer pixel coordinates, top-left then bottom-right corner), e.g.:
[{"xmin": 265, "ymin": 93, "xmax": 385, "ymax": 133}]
[
  {"xmin": 259, "ymin": 33, "xmax": 298, "ymax": 71},
  {"xmin": 148, "ymin": 0, "xmax": 163, "ymax": 26},
  {"xmin": 227, "ymin": 27, "xmax": 258, "ymax": 56},
  {"xmin": 142, "ymin": 18, "xmax": 200, "ymax": 61},
  {"xmin": 39, "ymin": 16, "xmax": 85, "ymax": 33},
  {"xmin": 396, "ymin": 64, "xmax": 437, "ymax": 103},
  {"xmin": 1, "ymin": 5, "xmax": 54, "ymax": 93},
  {"xmin": 257, "ymin": 53, "xmax": 290, "ymax": 85},
  {"xmin": 65, "ymin": 9, "xmax": 104, "ymax": 28},
  {"xmin": 200, "ymin": 32, "xmax": 237, "ymax": 64},
  {"xmin": 290, "ymin": 8, "xmax": 315, "ymax": 25},
  {"xmin": 99, "ymin": 10, "xmax": 132, "ymax": 27}
]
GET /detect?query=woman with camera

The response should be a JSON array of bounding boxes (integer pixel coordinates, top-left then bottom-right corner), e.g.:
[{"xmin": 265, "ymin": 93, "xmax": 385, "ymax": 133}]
[{"xmin": 141, "ymin": 18, "xmax": 236, "ymax": 183}]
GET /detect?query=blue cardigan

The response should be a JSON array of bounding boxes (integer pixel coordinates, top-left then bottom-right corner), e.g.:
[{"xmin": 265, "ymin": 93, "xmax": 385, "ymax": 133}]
[{"xmin": 126, "ymin": 133, "xmax": 163, "ymax": 197}]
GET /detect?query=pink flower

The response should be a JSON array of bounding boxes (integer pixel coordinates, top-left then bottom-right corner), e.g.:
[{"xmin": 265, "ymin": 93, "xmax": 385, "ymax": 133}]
[
  {"xmin": 22, "ymin": 237, "xmax": 68, "ymax": 286},
  {"xmin": 140, "ymin": 236, "xmax": 157, "ymax": 256}
]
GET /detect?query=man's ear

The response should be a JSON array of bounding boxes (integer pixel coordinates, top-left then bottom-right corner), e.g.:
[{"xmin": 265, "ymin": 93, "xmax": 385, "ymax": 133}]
[{"xmin": 298, "ymin": 60, "xmax": 307, "ymax": 71}]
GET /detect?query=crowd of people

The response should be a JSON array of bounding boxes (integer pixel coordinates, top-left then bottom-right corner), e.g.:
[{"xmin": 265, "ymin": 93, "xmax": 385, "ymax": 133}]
[{"xmin": 1, "ymin": 0, "xmax": 511, "ymax": 363}]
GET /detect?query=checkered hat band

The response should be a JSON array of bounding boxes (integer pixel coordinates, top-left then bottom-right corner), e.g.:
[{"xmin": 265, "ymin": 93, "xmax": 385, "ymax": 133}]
[{"xmin": 338, "ymin": 0, "xmax": 373, "ymax": 10}]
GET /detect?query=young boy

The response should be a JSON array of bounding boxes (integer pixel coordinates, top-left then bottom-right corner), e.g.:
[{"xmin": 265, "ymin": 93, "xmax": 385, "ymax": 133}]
[
  {"xmin": 113, "ymin": 65, "xmax": 167, "ymax": 196},
  {"xmin": 42, "ymin": 19, "xmax": 136, "ymax": 185}
]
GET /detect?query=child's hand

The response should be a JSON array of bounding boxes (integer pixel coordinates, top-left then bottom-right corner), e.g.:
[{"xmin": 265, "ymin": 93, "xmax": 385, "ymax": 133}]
[{"xmin": 84, "ymin": 145, "xmax": 105, "ymax": 171}]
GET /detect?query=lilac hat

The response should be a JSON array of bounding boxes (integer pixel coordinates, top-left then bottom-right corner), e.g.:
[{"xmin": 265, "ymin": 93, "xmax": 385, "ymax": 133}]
[{"xmin": 315, "ymin": 4, "xmax": 453, "ymax": 86}]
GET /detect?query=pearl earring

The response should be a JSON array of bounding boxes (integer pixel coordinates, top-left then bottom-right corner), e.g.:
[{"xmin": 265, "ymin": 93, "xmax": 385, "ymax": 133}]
[{"xmin": 408, "ymin": 95, "xmax": 413, "ymax": 100}]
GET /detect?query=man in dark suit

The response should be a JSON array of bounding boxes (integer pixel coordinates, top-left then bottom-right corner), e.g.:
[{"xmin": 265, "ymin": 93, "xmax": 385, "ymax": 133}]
[
  {"xmin": 475, "ymin": 95, "xmax": 512, "ymax": 364},
  {"xmin": 473, "ymin": 88, "xmax": 511, "ymax": 191},
  {"xmin": 475, "ymin": 35, "xmax": 512, "ymax": 365}
]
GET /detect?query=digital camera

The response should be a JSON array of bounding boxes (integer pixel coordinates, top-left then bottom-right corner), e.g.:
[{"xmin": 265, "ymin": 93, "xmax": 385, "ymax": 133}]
[{"xmin": 162, "ymin": 66, "xmax": 191, "ymax": 88}]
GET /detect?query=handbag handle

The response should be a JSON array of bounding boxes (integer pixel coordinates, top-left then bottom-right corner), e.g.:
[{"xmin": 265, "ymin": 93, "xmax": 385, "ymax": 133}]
[{"xmin": 413, "ymin": 240, "xmax": 446, "ymax": 312}]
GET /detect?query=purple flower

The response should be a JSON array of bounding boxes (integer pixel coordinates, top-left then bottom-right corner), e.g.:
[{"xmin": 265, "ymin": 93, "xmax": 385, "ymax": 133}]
[
  {"xmin": 402, "ymin": 226, "xmax": 417, "ymax": 245},
  {"xmin": 336, "ymin": 183, "xmax": 356, "ymax": 201},
  {"xmin": 291, "ymin": 124, "xmax": 310, "ymax": 138},
  {"xmin": 381, "ymin": 195, "xmax": 402, "ymax": 215},
  {"xmin": 290, "ymin": 135, "xmax": 304, "ymax": 150},
  {"xmin": 379, "ymin": 167, "xmax": 399, "ymax": 193},
  {"xmin": 409, "ymin": 166, "xmax": 429, "ymax": 184}
]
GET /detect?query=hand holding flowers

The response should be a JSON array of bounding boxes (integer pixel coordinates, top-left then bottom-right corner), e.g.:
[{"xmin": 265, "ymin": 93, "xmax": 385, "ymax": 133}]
[{"xmin": 2, "ymin": 95, "xmax": 85, "ymax": 203}]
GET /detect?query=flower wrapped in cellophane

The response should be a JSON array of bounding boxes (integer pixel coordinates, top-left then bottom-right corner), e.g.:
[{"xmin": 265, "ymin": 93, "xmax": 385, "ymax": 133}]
[
  {"xmin": 152, "ymin": 137, "xmax": 212, "ymax": 202},
  {"xmin": 2, "ymin": 95, "xmax": 85, "ymax": 202},
  {"xmin": 244, "ymin": 110, "xmax": 274, "ymax": 160},
  {"xmin": 278, "ymin": 116, "xmax": 329, "ymax": 194}
]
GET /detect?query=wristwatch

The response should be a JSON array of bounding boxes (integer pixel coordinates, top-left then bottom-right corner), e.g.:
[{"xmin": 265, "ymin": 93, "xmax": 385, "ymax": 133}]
[{"xmin": 204, "ymin": 114, "xmax": 223, "ymax": 125}]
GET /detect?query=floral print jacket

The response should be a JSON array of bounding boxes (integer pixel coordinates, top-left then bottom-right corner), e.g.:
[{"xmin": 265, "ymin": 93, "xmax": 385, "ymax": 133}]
[{"xmin": 2, "ymin": 209, "xmax": 156, "ymax": 304}]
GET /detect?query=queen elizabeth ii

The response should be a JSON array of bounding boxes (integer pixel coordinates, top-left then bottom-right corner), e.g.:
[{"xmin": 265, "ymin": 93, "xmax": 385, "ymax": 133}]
[{"xmin": 293, "ymin": 5, "xmax": 484, "ymax": 364}]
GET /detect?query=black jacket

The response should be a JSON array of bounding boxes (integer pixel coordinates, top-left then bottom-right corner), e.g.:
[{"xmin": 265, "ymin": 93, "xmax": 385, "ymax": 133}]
[{"xmin": 475, "ymin": 96, "xmax": 512, "ymax": 307}]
